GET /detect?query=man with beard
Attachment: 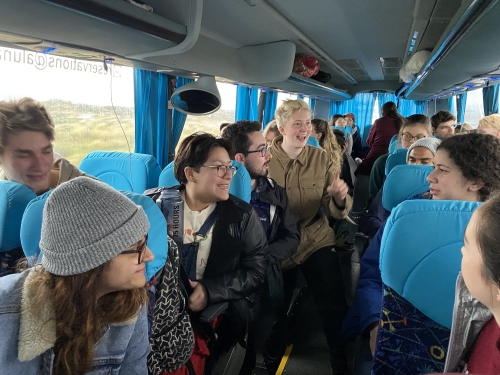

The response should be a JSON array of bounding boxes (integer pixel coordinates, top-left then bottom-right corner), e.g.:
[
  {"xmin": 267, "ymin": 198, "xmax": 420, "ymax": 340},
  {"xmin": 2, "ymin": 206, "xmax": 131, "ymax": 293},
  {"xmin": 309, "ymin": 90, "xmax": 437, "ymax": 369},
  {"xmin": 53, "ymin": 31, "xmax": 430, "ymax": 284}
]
[{"xmin": 222, "ymin": 120, "xmax": 300, "ymax": 375}]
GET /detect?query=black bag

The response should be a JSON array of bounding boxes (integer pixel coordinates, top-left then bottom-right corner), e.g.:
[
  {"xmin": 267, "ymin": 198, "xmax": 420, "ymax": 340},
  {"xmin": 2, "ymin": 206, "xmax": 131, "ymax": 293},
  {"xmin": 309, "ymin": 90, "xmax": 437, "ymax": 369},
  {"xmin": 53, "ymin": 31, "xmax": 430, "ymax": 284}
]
[{"xmin": 310, "ymin": 70, "xmax": 332, "ymax": 83}]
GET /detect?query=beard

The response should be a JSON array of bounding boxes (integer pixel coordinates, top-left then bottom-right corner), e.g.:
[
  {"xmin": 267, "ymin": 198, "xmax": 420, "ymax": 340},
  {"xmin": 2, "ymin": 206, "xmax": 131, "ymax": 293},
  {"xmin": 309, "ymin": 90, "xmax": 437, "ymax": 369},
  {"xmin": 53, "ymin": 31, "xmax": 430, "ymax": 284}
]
[{"xmin": 246, "ymin": 163, "xmax": 269, "ymax": 180}]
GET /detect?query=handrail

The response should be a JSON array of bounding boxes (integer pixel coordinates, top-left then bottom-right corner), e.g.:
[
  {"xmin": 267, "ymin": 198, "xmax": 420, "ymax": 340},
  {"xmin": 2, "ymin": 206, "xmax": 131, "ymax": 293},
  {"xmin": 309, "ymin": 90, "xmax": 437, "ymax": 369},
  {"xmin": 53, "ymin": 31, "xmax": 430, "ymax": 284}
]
[{"xmin": 404, "ymin": 0, "xmax": 498, "ymax": 97}]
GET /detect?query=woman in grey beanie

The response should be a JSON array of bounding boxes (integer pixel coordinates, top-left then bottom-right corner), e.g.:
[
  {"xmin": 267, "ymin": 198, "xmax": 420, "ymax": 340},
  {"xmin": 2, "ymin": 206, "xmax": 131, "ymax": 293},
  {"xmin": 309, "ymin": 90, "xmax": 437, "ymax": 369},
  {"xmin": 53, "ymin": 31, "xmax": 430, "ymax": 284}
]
[{"xmin": 0, "ymin": 176, "xmax": 154, "ymax": 375}]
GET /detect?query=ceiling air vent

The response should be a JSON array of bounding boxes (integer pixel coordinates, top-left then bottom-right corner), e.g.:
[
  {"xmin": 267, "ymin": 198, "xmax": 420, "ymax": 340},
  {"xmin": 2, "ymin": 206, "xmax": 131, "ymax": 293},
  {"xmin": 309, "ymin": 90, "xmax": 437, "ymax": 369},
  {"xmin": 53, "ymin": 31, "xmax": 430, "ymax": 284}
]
[
  {"xmin": 338, "ymin": 59, "xmax": 371, "ymax": 81},
  {"xmin": 380, "ymin": 57, "xmax": 402, "ymax": 80}
]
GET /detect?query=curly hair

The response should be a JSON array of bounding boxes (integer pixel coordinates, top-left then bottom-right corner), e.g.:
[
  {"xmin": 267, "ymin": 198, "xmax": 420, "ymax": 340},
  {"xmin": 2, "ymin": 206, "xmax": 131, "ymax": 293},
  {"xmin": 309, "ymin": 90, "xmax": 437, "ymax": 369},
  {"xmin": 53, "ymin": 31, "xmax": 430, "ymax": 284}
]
[
  {"xmin": 28, "ymin": 265, "xmax": 148, "ymax": 375},
  {"xmin": 0, "ymin": 97, "xmax": 55, "ymax": 154},
  {"xmin": 438, "ymin": 133, "xmax": 500, "ymax": 202},
  {"xmin": 311, "ymin": 118, "xmax": 341, "ymax": 172},
  {"xmin": 431, "ymin": 110, "xmax": 456, "ymax": 130},
  {"xmin": 274, "ymin": 99, "xmax": 311, "ymax": 129}
]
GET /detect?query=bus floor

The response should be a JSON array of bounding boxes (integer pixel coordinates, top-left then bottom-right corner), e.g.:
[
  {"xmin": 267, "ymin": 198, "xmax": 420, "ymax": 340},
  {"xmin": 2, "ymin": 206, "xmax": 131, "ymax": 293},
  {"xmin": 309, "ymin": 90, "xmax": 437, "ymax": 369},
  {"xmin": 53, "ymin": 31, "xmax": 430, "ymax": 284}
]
[{"xmin": 252, "ymin": 235, "xmax": 373, "ymax": 375}]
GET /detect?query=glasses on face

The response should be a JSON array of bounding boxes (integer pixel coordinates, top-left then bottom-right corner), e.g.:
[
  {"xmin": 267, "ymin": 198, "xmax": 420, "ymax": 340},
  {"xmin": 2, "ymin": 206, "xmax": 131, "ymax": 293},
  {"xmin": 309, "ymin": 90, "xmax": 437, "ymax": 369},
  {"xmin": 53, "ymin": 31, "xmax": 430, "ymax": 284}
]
[
  {"xmin": 200, "ymin": 164, "xmax": 238, "ymax": 177},
  {"xmin": 245, "ymin": 145, "xmax": 268, "ymax": 157},
  {"xmin": 121, "ymin": 234, "xmax": 148, "ymax": 264},
  {"xmin": 402, "ymin": 132, "xmax": 427, "ymax": 142}
]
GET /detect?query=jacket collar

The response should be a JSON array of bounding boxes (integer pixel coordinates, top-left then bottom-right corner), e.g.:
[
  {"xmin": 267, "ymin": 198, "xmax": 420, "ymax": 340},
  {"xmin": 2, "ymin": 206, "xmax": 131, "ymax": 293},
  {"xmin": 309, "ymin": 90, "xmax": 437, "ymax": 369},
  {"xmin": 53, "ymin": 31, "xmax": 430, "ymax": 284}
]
[
  {"xmin": 255, "ymin": 177, "xmax": 283, "ymax": 208},
  {"xmin": 270, "ymin": 136, "xmax": 309, "ymax": 167}
]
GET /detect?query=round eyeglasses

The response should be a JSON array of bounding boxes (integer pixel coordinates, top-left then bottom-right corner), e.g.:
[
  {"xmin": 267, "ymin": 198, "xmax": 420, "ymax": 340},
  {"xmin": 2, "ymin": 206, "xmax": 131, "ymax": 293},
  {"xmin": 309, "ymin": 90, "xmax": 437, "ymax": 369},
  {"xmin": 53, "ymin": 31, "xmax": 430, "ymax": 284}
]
[
  {"xmin": 120, "ymin": 234, "xmax": 148, "ymax": 264},
  {"xmin": 200, "ymin": 164, "xmax": 239, "ymax": 177}
]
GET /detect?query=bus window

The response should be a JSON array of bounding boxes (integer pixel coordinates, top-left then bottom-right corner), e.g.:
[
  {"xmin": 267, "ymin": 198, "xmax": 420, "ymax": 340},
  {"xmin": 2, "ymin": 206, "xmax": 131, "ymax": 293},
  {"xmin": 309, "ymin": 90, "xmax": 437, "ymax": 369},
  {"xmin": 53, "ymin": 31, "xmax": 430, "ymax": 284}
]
[
  {"xmin": 276, "ymin": 92, "xmax": 298, "ymax": 108},
  {"xmin": 0, "ymin": 46, "xmax": 135, "ymax": 165},
  {"xmin": 464, "ymin": 89, "xmax": 484, "ymax": 128}
]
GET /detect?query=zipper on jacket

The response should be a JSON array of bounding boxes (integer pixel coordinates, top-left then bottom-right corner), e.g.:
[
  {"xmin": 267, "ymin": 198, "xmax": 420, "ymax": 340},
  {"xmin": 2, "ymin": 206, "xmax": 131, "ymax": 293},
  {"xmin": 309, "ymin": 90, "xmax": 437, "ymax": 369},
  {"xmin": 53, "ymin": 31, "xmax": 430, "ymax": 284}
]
[{"xmin": 444, "ymin": 275, "xmax": 466, "ymax": 372}]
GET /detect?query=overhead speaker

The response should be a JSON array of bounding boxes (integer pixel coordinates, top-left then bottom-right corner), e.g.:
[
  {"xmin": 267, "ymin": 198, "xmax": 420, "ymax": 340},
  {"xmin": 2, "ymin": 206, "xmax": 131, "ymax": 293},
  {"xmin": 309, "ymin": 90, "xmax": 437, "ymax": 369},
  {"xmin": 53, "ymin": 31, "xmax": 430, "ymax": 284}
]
[{"xmin": 171, "ymin": 76, "xmax": 221, "ymax": 116}]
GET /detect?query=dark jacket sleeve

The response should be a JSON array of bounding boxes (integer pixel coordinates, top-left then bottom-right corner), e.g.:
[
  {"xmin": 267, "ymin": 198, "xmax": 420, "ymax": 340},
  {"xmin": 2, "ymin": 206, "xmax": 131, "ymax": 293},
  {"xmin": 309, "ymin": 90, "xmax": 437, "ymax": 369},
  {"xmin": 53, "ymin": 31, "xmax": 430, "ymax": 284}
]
[
  {"xmin": 267, "ymin": 187, "xmax": 300, "ymax": 262},
  {"xmin": 343, "ymin": 222, "xmax": 386, "ymax": 338},
  {"xmin": 351, "ymin": 130, "xmax": 363, "ymax": 160},
  {"xmin": 358, "ymin": 189, "xmax": 390, "ymax": 239},
  {"xmin": 200, "ymin": 210, "xmax": 269, "ymax": 305}
]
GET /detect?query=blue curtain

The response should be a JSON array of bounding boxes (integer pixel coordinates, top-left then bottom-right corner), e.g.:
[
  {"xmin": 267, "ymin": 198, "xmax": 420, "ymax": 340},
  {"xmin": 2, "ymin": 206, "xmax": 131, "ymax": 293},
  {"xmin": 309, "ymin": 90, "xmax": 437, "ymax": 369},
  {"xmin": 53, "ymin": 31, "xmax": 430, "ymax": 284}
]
[
  {"xmin": 309, "ymin": 97, "xmax": 317, "ymax": 116},
  {"xmin": 235, "ymin": 85, "xmax": 259, "ymax": 121},
  {"xmin": 262, "ymin": 91, "xmax": 278, "ymax": 128},
  {"xmin": 134, "ymin": 69, "xmax": 169, "ymax": 168},
  {"xmin": 448, "ymin": 96, "xmax": 457, "ymax": 117},
  {"xmin": 483, "ymin": 85, "xmax": 499, "ymax": 116},
  {"xmin": 353, "ymin": 93, "xmax": 376, "ymax": 141},
  {"xmin": 297, "ymin": 94, "xmax": 304, "ymax": 100},
  {"xmin": 397, "ymin": 99, "xmax": 426, "ymax": 117},
  {"xmin": 171, "ymin": 77, "xmax": 195, "ymax": 153},
  {"xmin": 457, "ymin": 93, "xmax": 467, "ymax": 123},
  {"xmin": 378, "ymin": 93, "xmax": 398, "ymax": 117}
]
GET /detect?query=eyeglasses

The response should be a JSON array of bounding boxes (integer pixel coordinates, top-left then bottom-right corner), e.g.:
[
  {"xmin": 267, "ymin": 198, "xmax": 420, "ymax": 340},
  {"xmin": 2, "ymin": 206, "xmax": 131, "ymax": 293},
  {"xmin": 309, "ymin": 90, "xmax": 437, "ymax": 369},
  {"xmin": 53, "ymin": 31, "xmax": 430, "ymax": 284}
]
[
  {"xmin": 402, "ymin": 132, "xmax": 427, "ymax": 142},
  {"xmin": 120, "ymin": 234, "xmax": 148, "ymax": 264},
  {"xmin": 245, "ymin": 145, "xmax": 268, "ymax": 157},
  {"xmin": 200, "ymin": 165, "xmax": 238, "ymax": 177}
]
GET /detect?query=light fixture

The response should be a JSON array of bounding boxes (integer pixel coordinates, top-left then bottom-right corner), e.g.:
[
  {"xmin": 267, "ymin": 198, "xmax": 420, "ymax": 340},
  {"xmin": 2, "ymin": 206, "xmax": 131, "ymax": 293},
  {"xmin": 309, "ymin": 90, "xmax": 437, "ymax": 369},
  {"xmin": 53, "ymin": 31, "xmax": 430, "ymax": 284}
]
[{"xmin": 171, "ymin": 76, "xmax": 221, "ymax": 116}]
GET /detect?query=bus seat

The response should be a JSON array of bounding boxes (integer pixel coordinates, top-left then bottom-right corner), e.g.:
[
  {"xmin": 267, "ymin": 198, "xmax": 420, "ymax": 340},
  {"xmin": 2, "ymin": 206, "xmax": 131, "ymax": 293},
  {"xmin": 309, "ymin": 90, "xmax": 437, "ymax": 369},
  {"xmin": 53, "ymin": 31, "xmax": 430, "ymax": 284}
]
[
  {"xmin": 0, "ymin": 181, "xmax": 36, "ymax": 253},
  {"xmin": 120, "ymin": 191, "xmax": 168, "ymax": 281},
  {"xmin": 20, "ymin": 191, "xmax": 52, "ymax": 267},
  {"xmin": 79, "ymin": 151, "xmax": 161, "ymax": 193},
  {"xmin": 382, "ymin": 165, "xmax": 433, "ymax": 211},
  {"xmin": 372, "ymin": 200, "xmax": 481, "ymax": 375},
  {"xmin": 384, "ymin": 148, "xmax": 407, "ymax": 175},
  {"xmin": 21, "ymin": 189, "xmax": 168, "ymax": 280},
  {"xmin": 306, "ymin": 136, "xmax": 320, "ymax": 147},
  {"xmin": 388, "ymin": 134, "xmax": 400, "ymax": 154},
  {"xmin": 362, "ymin": 124, "xmax": 372, "ymax": 146},
  {"xmin": 158, "ymin": 160, "xmax": 252, "ymax": 203}
]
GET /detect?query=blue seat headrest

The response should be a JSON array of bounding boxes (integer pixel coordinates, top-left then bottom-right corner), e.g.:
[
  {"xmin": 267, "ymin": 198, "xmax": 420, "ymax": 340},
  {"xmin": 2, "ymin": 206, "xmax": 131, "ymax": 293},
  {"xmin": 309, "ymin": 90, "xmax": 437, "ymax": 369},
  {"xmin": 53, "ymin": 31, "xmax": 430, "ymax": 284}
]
[
  {"xmin": 21, "ymin": 190, "xmax": 52, "ymax": 265},
  {"xmin": 385, "ymin": 148, "xmax": 408, "ymax": 175},
  {"xmin": 306, "ymin": 136, "xmax": 320, "ymax": 148},
  {"xmin": 79, "ymin": 151, "xmax": 161, "ymax": 193},
  {"xmin": 380, "ymin": 200, "xmax": 481, "ymax": 328},
  {"xmin": 158, "ymin": 160, "xmax": 252, "ymax": 203},
  {"xmin": 20, "ymin": 189, "xmax": 168, "ymax": 280},
  {"xmin": 388, "ymin": 134, "xmax": 400, "ymax": 154},
  {"xmin": 0, "ymin": 181, "xmax": 37, "ymax": 252},
  {"xmin": 382, "ymin": 165, "xmax": 433, "ymax": 211}
]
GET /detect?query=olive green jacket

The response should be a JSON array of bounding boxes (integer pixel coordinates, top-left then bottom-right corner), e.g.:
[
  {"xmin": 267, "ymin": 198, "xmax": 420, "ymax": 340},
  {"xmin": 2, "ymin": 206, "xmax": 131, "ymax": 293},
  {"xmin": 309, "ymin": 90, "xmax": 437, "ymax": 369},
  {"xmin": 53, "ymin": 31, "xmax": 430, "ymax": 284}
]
[{"xmin": 268, "ymin": 136, "xmax": 352, "ymax": 269}]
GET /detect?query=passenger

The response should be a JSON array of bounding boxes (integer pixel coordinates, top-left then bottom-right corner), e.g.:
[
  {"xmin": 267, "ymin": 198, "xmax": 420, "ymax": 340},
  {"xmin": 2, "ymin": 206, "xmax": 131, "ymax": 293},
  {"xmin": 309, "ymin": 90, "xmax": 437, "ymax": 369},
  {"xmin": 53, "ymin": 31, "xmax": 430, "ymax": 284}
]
[
  {"xmin": 431, "ymin": 110, "xmax": 456, "ymax": 139},
  {"xmin": 444, "ymin": 193, "xmax": 500, "ymax": 373},
  {"xmin": 344, "ymin": 113, "xmax": 364, "ymax": 160},
  {"xmin": 359, "ymin": 137, "xmax": 441, "ymax": 239},
  {"xmin": 263, "ymin": 120, "xmax": 280, "ymax": 146},
  {"xmin": 0, "ymin": 177, "xmax": 153, "ymax": 374},
  {"xmin": 0, "ymin": 97, "xmax": 90, "ymax": 276},
  {"xmin": 331, "ymin": 128, "xmax": 354, "ymax": 192},
  {"xmin": 343, "ymin": 133, "xmax": 500, "ymax": 358},
  {"xmin": 356, "ymin": 101, "xmax": 404, "ymax": 176},
  {"xmin": 219, "ymin": 122, "xmax": 230, "ymax": 135},
  {"xmin": 267, "ymin": 99, "xmax": 353, "ymax": 374},
  {"xmin": 368, "ymin": 114, "xmax": 433, "ymax": 202},
  {"xmin": 171, "ymin": 132, "xmax": 268, "ymax": 371},
  {"xmin": 329, "ymin": 114, "xmax": 353, "ymax": 156},
  {"xmin": 221, "ymin": 120, "xmax": 300, "ymax": 375},
  {"xmin": 477, "ymin": 113, "xmax": 500, "ymax": 138}
]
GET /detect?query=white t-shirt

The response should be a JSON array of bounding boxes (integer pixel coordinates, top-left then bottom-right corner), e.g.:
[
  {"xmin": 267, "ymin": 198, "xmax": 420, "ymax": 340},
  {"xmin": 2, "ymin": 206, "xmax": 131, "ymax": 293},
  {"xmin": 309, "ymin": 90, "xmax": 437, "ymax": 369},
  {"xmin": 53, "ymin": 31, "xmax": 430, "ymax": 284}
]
[{"xmin": 181, "ymin": 192, "xmax": 216, "ymax": 280}]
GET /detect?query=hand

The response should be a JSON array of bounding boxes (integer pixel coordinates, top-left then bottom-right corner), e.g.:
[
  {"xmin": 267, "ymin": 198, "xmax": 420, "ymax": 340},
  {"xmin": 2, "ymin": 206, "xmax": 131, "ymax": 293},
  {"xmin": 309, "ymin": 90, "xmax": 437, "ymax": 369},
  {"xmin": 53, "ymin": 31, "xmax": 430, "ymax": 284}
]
[
  {"xmin": 355, "ymin": 157, "xmax": 363, "ymax": 165},
  {"xmin": 188, "ymin": 280, "xmax": 208, "ymax": 312},
  {"xmin": 327, "ymin": 172, "xmax": 348, "ymax": 208},
  {"xmin": 369, "ymin": 325, "xmax": 379, "ymax": 357}
]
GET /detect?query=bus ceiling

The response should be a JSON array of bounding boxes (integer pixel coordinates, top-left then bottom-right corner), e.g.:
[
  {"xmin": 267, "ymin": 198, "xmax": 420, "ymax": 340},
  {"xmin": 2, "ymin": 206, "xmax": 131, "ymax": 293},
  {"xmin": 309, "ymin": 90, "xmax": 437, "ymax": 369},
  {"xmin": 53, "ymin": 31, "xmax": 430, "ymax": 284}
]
[{"xmin": 0, "ymin": 0, "xmax": 498, "ymax": 101}]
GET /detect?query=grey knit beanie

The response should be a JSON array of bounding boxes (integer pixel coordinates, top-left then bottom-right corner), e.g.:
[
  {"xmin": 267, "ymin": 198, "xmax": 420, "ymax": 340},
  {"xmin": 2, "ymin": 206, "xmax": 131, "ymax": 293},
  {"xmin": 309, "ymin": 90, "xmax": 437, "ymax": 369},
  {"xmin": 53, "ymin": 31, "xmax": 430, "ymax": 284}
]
[
  {"xmin": 406, "ymin": 137, "xmax": 442, "ymax": 163},
  {"xmin": 40, "ymin": 177, "xmax": 150, "ymax": 276}
]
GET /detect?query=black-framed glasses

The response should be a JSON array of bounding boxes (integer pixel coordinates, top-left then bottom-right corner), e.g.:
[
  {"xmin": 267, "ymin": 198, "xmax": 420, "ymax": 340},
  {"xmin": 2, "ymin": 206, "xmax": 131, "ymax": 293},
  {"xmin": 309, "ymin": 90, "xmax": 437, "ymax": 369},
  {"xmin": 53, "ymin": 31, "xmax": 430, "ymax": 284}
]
[
  {"xmin": 200, "ymin": 165, "xmax": 238, "ymax": 177},
  {"xmin": 402, "ymin": 132, "xmax": 427, "ymax": 142},
  {"xmin": 245, "ymin": 145, "xmax": 268, "ymax": 157},
  {"xmin": 121, "ymin": 234, "xmax": 148, "ymax": 264}
]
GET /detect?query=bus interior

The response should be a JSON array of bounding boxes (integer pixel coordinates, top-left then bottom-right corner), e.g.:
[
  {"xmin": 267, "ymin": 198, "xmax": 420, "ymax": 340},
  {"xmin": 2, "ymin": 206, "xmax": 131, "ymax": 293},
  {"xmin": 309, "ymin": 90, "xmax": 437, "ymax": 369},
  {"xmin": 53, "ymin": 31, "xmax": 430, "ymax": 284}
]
[{"xmin": 1, "ymin": 0, "xmax": 499, "ymax": 374}]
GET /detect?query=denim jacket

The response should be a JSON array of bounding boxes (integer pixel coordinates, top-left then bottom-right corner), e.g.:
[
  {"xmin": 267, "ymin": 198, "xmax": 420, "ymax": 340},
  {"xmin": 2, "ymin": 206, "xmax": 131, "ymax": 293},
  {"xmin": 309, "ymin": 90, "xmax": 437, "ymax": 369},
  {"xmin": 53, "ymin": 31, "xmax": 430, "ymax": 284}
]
[{"xmin": 0, "ymin": 268, "xmax": 149, "ymax": 374}]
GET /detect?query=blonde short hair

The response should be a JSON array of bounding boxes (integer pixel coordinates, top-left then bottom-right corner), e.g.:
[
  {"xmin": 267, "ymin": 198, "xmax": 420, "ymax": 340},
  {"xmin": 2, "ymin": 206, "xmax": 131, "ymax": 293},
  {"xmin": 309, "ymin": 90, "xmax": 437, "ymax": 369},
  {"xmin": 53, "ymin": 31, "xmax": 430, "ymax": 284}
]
[
  {"xmin": 478, "ymin": 114, "xmax": 500, "ymax": 132},
  {"xmin": 274, "ymin": 99, "xmax": 311, "ymax": 129},
  {"xmin": 263, "ymin": 120, "xmax": 279, "ymax": 137},
  {"xmin": 0, "ymin": 97, "xmax": 55, "ymax": 154}
]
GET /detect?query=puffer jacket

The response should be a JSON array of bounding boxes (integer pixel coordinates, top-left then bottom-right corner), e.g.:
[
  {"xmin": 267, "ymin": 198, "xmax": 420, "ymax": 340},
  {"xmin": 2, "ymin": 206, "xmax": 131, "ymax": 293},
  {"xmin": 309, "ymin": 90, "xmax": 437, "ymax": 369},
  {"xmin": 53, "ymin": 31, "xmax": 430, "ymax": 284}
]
[{"xmin": 444, "ymin": 273, "xmax": 492, "ymax": 373}]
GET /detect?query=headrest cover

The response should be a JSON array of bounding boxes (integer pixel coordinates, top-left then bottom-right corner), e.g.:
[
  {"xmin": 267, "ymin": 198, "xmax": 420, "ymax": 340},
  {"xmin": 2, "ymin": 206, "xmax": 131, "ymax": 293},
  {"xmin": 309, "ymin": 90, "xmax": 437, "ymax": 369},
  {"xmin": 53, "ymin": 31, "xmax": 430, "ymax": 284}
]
[{"xmin": 385, "ymin": 148, "xmax": 408, "ymax": 175}]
